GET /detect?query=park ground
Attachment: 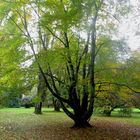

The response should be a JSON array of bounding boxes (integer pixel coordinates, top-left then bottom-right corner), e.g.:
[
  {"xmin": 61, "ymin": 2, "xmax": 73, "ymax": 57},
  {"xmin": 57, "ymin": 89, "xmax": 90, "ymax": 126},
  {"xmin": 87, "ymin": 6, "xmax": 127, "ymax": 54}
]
[{"xmin": 0, "ymin": 108, "xmax": 140, "ymax": 140}]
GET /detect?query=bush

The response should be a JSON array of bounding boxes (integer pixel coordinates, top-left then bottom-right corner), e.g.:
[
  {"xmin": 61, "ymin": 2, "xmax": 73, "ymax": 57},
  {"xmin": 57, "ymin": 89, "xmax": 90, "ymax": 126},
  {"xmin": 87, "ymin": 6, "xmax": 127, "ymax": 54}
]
[
  {"xmin": 94, "ymin": 107, "xmax": 104, "ymax": 115},
  {"xmin": 119, "ymin": 108, "xmax": 132, "ymax": 117}
]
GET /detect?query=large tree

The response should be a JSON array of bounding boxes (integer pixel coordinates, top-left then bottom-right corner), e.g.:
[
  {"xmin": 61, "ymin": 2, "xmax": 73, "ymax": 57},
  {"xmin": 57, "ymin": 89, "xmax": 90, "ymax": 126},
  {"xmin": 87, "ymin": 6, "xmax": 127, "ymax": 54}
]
[{"xmin": 32, "ymin": 0, "xmax": 131, "ymax": 127}]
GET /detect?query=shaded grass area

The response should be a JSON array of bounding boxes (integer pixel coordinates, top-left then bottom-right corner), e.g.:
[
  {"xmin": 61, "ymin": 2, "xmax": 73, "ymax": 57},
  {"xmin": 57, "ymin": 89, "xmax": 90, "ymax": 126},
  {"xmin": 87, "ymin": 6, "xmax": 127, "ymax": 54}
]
[{"xmin": 0, "ymin": 108, "xmax": 140, "ymax": 140}]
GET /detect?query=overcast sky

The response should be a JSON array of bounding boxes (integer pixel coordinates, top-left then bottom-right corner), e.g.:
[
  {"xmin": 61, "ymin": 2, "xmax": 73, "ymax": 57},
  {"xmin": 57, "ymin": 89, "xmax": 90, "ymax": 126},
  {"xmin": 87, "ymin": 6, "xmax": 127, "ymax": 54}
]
[{"xmin": 118, "ymin": 0, "xmax": 140, "ymax": 51}]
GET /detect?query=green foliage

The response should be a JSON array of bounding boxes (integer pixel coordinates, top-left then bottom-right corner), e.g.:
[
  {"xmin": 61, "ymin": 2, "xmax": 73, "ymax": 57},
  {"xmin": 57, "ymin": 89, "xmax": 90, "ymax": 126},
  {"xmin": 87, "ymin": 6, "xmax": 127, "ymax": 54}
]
[{"xmin": 0, "ymin": 13, "xmax": 28, "ymax": 107}]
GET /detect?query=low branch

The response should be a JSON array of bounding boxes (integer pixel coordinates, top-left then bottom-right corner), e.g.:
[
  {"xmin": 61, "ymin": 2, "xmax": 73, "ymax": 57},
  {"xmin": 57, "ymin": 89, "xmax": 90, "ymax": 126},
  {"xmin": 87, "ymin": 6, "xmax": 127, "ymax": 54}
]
[
  {"xmin": 60, "ymin": 101, "xmax": 75, "ymax": 120},
  {"xmin": 45, "ymin": 72, "xmax": 69, "ymax": 88},
  {"xmin": 47, "ymin": 63, "xmax": 59, "ymax": 94}
]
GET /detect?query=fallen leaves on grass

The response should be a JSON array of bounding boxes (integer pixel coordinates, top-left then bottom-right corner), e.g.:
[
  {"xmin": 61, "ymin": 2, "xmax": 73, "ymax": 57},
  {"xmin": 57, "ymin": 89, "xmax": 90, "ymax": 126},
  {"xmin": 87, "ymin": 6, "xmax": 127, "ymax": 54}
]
[
  {"xmin": 0, "ymin": 118, "xmax": 140, "ymax": 140},
  {"xmin": 0, "ymin": 111, "xmax": 140, "ymax": 140}
]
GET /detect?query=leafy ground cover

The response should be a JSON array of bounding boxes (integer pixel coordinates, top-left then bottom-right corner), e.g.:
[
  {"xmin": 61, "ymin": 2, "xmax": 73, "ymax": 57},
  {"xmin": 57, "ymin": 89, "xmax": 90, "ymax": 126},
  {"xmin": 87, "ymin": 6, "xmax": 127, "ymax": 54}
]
[{"xmin": 0, "ymin": 108, "xmax": 140, "ymax": 140}]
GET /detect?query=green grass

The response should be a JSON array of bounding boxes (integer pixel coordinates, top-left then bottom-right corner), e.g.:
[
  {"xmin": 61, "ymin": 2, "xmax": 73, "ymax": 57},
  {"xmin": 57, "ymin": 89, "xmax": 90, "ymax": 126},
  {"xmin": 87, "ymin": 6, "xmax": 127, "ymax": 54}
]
[
  {"xmin": 0, "ymin": 107, "xmax": 140, "ymax": 140},
  {"xmin": 0, "ymin": 107, "xmax": 55, "ymax": 113},
  {"xmin": 113, "ymin": 108, "xmax": 140, "ymax": 113},
  {"xmin": 0, "ymin": 107, "xmax": 140, "ymax": 125}
]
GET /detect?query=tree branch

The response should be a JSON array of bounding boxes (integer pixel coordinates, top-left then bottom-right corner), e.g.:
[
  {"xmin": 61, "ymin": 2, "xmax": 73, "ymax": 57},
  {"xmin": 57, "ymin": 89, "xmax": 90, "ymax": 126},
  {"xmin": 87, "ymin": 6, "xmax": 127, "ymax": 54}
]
[
  {"xmin": 43, "ymin": 25, "xmax": 66, "ymax": 46},
  {"xmin": 95, "ymin": 82, "xmax": 140, "ymax": 93}
]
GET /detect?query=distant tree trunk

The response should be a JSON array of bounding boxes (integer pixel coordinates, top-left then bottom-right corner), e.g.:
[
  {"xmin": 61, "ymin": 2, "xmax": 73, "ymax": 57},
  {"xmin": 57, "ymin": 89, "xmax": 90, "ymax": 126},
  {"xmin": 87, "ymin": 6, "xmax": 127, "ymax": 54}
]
[
  {"xmin": 25, "ymin": 104, "xmax": 30, "ymax": 108},
  {"xmin": 103, "ymin": 109, "xmax": 112, "ymax": 116},
  {"xmin": 53, "ymin": 97, "xmax": 61, "ymax": 112},
  {"xmin": 34, "ymin": 102, "xmax": 42, "ymax": 114},
  {"xmin": 34, "ymin": 73, "xmax": 46, "ymax": 114},
  {"xmin": 103, "ymin": 106, "xmax": 114, "ymax": 116}
]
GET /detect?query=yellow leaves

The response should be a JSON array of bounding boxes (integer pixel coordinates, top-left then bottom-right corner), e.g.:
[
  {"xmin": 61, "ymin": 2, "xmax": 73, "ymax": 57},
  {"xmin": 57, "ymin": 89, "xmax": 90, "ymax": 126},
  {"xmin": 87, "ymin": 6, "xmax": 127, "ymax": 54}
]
[{"xmin": 0, "ymin": 1, "xmax": 4, "ymax": 7}]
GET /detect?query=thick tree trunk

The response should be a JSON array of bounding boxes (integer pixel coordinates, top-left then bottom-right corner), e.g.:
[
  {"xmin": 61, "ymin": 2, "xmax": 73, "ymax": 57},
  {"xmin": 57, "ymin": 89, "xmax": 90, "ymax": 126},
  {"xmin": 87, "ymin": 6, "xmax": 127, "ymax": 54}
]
[
  {"xmin": 73, "ymin": 119, "xmax": 92, "ymax": 128},
  {"xmin": 73, "ymin": 122, "xmax": 91, "ymax": 128},
  {"xmin": 72, "ymin": 110, "xmax": 92, "ymax": 128},
  {"xmin": 60, "ymin": 97, "xmax": 92, "ymax": 128}
]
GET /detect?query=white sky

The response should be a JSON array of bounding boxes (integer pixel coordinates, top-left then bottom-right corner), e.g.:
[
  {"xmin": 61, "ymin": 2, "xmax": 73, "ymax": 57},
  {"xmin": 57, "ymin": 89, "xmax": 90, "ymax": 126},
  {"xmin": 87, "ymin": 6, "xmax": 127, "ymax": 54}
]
[{"xmin": 118, "ymin": 0, "xmax": 140, "ymax": 51}]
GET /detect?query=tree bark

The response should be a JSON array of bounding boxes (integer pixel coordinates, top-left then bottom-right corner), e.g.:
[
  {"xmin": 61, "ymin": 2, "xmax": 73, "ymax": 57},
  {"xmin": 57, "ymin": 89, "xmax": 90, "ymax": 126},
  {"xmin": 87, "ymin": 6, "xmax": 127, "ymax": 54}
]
[
  {"xmin": 103, "ymin": 110, "xmax": 112, "ymax": 116},
  {"xmin": 34, "ymin": 102, "xmax": 42, "ymax": 114},
  {"xmin": 53, "ymin": 98, "xmax": 61, "ymax": 112},
  {"xmin": 34, "ymin": 73, "xmax": 46, "ymax": 114},
  {"xmin": 71, "ymin": 107, "xmax": 92, "ymax": 128},
  {"xmin": 73, "ymin": 119, "xmax": 92, "ymax": 128},
  {"xmin": 103, "ymin": 107, "xmax": 114, "ymax": 116}
]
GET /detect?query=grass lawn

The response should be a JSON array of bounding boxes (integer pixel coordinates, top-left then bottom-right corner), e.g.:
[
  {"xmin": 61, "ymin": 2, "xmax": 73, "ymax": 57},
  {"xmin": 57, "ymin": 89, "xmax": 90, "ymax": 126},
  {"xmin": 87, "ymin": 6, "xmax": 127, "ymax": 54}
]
[{"xmin": 0, "ymin": 107, "xmax": 140, "ymax": 140}]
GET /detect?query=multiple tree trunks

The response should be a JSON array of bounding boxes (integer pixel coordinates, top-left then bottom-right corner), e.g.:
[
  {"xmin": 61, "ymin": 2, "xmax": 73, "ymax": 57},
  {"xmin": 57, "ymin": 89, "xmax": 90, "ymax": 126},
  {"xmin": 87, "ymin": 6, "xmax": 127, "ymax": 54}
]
[
  {"xmin": 72, "ymin": 110, "xmax": 93, "ymax": 128},
  {"xmin": 73, "ymin": 119, "xmax": 92, "ymax": 128},
  {"xmin": 32, "ymin": 1, "xmax": 100, "ymax": 128}
]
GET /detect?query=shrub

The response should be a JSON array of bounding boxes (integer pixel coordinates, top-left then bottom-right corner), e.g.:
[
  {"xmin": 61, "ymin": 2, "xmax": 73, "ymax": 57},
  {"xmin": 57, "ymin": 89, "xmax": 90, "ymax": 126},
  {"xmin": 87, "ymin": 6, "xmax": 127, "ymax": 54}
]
[{"xmin": 119, "ymin": 108, "xmax": 132, "ymax": 117}]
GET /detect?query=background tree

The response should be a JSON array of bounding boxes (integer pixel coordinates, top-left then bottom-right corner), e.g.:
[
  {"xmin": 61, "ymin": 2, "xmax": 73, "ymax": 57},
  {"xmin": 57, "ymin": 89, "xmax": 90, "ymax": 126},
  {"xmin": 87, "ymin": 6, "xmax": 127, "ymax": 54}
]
[
  {"xmin": 34, "ymin": 73, "xmax": 47, "ymax": 114},
  {"xmin": 0, "ymin": 16, "xmax": 28, "ymax": 107}
]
